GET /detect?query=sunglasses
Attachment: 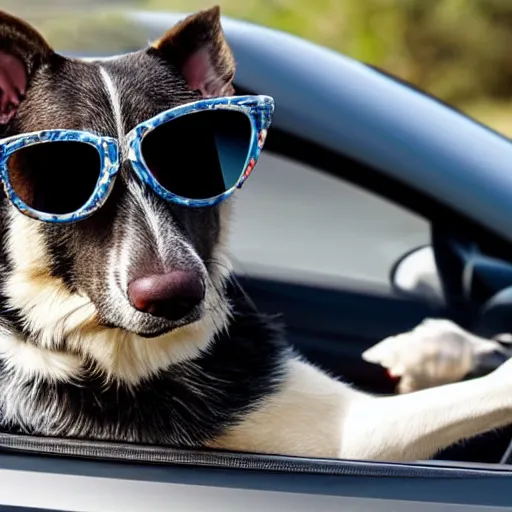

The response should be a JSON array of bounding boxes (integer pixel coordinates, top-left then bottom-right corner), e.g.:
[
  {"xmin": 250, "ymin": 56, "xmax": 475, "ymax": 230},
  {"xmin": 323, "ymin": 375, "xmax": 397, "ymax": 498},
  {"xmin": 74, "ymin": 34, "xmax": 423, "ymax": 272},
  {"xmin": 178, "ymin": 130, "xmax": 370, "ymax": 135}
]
[{"xmin": 0, "ymin": 95, "xmax": 275, "ymax": 223}]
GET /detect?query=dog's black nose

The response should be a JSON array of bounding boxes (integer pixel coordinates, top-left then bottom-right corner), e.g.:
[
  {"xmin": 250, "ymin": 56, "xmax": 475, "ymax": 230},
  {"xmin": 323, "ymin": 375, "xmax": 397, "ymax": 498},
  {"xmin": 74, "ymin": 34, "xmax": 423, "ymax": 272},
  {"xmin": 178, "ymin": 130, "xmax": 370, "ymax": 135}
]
[{"xmin": 127, "ymin": 270, "xmax": 205, "ymax": 321}]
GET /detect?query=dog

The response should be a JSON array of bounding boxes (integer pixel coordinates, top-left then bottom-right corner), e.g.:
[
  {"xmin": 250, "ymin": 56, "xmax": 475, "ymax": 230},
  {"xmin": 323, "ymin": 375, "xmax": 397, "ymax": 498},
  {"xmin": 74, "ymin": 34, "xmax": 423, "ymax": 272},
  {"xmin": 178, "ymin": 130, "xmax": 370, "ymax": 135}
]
[{"xmin": 1, "ymin": 6, "xmax": 512, "ymax": 463}]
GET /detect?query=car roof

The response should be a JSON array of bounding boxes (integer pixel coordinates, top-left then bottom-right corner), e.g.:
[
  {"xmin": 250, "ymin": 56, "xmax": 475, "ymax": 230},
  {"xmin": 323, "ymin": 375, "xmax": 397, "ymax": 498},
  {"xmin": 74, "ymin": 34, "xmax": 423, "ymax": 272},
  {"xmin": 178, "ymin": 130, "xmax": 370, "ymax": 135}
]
[{"xmin": 70, "ymin": 11, "xmax": 512, "ymax": 246}]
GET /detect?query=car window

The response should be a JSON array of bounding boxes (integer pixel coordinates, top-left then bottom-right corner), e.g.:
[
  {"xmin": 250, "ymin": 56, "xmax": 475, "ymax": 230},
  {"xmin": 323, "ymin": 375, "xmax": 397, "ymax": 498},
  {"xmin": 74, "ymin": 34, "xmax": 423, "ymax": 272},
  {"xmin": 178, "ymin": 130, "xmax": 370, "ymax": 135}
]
[{"xmin": 231, "ymin": 151, "xmax": 430, "ymax": 287}]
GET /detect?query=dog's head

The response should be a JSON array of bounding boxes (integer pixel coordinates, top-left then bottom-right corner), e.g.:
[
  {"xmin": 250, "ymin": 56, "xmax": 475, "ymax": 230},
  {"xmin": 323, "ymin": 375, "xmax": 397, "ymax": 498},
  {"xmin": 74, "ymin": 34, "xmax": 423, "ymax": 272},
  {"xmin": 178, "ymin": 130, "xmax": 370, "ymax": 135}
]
[{"xmin": 0, "ymin": 7, "xmax": 240, "ymax": 384}]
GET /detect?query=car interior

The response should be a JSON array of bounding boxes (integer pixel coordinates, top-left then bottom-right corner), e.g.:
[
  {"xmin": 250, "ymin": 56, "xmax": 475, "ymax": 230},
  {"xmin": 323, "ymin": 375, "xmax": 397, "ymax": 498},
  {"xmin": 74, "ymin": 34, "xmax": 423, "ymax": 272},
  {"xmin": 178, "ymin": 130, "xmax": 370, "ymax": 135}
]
[{"xmin": 230, "ymin": 85, "xmax": 512, "ymax": 467}]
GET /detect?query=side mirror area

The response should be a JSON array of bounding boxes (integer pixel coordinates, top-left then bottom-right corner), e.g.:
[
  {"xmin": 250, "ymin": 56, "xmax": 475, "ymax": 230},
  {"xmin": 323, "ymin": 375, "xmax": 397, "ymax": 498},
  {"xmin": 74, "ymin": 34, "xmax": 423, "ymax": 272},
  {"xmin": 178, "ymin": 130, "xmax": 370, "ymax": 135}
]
[{"xmin": 390, "ymin": 245, "xmax": 445, "ymax": 307}]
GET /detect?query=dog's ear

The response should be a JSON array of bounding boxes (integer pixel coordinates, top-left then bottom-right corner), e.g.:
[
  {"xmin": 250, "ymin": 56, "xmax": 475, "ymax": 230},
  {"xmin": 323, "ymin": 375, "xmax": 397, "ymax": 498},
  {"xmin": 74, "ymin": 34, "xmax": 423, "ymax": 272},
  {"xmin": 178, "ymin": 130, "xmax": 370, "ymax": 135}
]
[
  {"xmin": 151, "ymin": 6, "xmax": 235, "ymax": 97},
  {"xmin": 0, "ymin": 11, "xmax": 53, "ymax": 124}
]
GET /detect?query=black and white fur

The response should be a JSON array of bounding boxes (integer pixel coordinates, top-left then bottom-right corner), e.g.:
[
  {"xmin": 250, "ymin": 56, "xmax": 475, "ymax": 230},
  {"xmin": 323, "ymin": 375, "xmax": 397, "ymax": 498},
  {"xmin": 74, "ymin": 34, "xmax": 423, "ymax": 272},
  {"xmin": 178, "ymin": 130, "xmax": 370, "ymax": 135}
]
[{"xmin": 1, "ymin": 7, "xmax": 512, "ymax": 462}]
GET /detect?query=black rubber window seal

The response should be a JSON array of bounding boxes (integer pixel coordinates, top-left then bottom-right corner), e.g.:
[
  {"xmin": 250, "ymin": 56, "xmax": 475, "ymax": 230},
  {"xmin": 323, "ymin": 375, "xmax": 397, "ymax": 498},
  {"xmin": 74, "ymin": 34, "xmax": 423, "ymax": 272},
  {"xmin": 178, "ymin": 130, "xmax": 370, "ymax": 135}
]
[{"xmin": 1, "ymin": 432, "xmax": 512, "ymax": 479}]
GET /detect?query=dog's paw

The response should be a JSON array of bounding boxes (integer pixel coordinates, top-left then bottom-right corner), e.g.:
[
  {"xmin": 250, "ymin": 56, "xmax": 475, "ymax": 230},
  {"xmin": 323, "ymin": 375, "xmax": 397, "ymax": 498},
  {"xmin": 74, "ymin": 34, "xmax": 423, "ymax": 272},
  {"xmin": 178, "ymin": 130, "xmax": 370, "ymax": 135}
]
[{"xmin": 362, "ymin": 319, "xmax": 476, "ymax": 393}]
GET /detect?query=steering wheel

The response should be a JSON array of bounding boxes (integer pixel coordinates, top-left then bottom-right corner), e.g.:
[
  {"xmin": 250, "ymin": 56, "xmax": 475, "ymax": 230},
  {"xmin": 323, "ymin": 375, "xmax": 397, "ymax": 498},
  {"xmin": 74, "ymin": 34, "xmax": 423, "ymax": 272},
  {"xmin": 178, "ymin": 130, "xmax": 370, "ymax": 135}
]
[
  {"xmin": 432, "ymin": 226, "xmax": 512, "ymax": 335},
  {"xmin": 432, "ymin": 225, "xmax": 512, "ymax": 464}
]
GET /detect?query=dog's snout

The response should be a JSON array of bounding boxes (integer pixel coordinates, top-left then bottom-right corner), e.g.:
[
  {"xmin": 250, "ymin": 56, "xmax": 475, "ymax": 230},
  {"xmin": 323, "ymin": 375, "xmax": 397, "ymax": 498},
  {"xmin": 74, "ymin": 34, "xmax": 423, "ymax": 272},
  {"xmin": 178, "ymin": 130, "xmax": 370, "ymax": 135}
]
[{"xmin": 127, "ymin": 270, "xmax": 205, "ymax": 321}]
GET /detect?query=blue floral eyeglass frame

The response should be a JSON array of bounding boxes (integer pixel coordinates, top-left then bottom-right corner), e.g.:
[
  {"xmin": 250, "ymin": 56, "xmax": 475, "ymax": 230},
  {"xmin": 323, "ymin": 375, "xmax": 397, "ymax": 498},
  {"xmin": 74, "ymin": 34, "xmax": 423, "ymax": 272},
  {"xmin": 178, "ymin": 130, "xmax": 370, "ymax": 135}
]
[{"xmin": 0, "ymin": 94, "xmax": 275, "ymax": 224}]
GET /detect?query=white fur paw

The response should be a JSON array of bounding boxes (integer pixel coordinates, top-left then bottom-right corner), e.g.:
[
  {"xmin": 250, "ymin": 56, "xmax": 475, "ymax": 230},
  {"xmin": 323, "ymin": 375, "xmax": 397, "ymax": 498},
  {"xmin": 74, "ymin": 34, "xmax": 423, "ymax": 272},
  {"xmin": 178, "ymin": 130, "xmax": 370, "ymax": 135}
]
[
  {"xmin": 486, "ymin": 354, "xmax": 512, "ymax": 385},
  {"xmin": 362, "ymin": 319, "xmax": 476, "ymax": 393}
]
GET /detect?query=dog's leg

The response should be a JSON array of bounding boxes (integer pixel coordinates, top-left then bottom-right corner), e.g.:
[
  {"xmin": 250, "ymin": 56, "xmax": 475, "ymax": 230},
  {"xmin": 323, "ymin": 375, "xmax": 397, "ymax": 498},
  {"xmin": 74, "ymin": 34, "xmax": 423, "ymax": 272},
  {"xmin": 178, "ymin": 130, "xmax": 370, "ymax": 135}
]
[
  {"xmin": 341, "ymin": 360, "xmax": 512, "ymax": 460},
  {"xmin": 211, "ymin": 353, "xmax": 512, "ymax": 461},
  {"xmin": 209, "ymin": 358, "xmax": 360, "ymax": 459}
]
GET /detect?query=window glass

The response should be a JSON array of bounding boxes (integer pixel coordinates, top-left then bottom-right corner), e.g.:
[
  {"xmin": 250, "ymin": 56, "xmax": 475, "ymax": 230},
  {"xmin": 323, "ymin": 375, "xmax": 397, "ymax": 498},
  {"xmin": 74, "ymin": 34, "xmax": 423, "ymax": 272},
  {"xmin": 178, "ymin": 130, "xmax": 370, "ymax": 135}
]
[{"xmin": 231, "ymin": 151, "xmax": 430, "ymax": 286}]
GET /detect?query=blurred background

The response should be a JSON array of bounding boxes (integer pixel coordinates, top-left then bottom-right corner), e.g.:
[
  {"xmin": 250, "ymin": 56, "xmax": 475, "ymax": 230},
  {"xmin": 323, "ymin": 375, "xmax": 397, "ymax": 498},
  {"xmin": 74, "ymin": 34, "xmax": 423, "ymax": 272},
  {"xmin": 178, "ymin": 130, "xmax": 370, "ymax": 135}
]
[{"xmin": 4, "ymin": 0, "xmax": 512, "ymax": 138}]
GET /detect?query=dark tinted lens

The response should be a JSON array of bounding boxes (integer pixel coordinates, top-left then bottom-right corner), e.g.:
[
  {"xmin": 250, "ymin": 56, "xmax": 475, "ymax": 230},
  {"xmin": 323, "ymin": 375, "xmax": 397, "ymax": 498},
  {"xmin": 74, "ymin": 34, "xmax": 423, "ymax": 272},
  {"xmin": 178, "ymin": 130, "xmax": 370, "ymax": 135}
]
[
  {"xmin": 7, "ymin": 141, "xmax": 102, "ymax": 215},
  {"xmin": 141, "ymin": 109, "xmax": 252, "ymax": 200}
]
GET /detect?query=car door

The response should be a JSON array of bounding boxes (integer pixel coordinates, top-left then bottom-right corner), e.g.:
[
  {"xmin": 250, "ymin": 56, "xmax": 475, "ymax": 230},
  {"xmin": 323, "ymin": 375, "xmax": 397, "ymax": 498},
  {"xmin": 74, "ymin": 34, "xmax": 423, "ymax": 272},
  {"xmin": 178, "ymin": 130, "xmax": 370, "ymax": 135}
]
[{"xmin": 4, "ymin": 434, "xmax": 512, "ymax": 511}]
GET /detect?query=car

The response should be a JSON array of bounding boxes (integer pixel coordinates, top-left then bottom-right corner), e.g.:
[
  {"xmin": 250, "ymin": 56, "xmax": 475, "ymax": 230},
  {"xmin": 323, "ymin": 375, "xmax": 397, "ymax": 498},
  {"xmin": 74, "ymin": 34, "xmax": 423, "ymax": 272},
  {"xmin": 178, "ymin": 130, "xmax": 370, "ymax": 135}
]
[{"xmin": 3, "ymin": 9, "xmax": 512, "ymax": 512}]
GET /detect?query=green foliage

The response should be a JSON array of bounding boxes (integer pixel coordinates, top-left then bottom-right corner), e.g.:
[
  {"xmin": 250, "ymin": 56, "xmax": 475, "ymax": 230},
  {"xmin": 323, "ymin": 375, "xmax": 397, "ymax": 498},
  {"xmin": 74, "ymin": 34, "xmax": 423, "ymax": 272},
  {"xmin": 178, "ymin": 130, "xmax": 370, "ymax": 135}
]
[
  {"xmin": 145, "ymin": 0, "xmax": 512, "ymax": 117},
  {"xmin": 37, "ymin": 11, "xmax": 148, "ymax": 53},
  {"xmin": 2, "ymin": 4, "xmax": 147, "ymax": 54}
]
